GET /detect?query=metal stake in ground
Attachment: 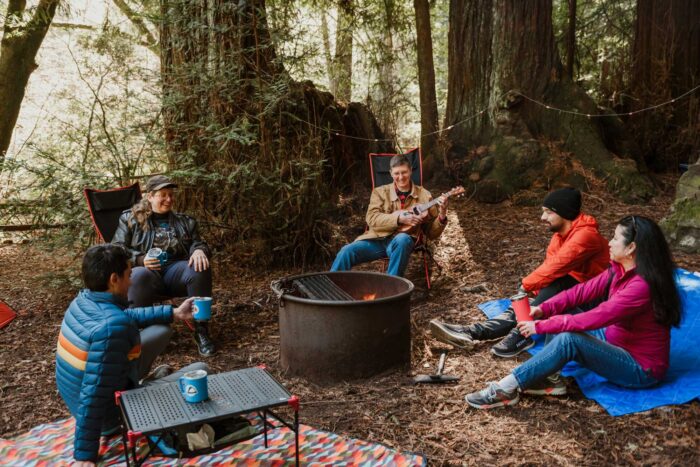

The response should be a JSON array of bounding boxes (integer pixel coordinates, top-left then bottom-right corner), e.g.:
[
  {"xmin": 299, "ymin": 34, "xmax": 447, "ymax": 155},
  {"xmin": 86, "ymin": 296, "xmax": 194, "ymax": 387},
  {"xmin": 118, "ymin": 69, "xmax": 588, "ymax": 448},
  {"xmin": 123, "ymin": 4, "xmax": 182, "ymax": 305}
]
[{"xmin": 413, "ymin": 353, "xmax": 460, "ymax": 384}]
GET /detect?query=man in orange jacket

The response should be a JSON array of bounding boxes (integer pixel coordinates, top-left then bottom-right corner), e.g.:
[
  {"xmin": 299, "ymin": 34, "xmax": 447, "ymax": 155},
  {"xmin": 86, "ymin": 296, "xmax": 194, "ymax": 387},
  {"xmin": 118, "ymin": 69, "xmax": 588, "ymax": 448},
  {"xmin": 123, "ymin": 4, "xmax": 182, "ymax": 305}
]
[{"xmin": 430, "ymin": 187, "xmax": 610, "ymax": 357}]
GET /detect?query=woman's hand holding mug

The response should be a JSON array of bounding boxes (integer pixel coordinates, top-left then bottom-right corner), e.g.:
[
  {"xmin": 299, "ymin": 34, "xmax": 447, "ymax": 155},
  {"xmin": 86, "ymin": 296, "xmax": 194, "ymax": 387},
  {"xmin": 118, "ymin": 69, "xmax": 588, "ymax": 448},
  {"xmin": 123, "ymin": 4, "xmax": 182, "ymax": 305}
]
[{"xmin": 144, "ymin": 256, "xmax": 162, "ymax": 271}]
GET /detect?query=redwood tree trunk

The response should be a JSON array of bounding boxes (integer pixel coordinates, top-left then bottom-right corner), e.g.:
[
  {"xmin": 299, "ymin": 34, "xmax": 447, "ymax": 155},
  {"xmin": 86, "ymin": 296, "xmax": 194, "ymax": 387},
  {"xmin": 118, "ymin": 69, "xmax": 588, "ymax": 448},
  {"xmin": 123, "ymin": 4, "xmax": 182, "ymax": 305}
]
[
  {"xmin": 0, "ymin": 0, "xmax": 60, "ymax": 167},
  {"xmin": 565, "ymin": 0, "xmax": 576, "ymax": 80},
  {"xmin": 444, "ymin": 0, "xmax": 652, "ymax": 202},
  {"xmin": 629, "ymin": 0, "xmax": 700, "ymax": 170},
  {"xmin": 160, "ymin": 0, "xmax": 388, "ymax": 266},
  {"xmin": 414, "ymin": 0, "xmax": 443, "ymax": 178}
]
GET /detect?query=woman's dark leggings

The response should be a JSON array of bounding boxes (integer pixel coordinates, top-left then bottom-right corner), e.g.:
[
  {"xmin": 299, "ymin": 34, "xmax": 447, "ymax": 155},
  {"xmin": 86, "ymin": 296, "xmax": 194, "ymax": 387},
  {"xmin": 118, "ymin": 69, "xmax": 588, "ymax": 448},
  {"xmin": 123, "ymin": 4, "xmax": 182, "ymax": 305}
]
[{"xmin": 128, "ymin": 260, "xmax": 213, "ymax": 312}]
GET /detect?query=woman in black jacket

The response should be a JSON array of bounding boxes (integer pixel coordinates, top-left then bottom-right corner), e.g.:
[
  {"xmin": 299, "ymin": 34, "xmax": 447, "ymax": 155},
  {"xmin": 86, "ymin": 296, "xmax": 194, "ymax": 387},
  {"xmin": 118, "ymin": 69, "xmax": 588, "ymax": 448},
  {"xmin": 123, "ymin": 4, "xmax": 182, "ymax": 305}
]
[{"xmin": 113, "ymin": 175, "xmax": 215, "ymax": 356}]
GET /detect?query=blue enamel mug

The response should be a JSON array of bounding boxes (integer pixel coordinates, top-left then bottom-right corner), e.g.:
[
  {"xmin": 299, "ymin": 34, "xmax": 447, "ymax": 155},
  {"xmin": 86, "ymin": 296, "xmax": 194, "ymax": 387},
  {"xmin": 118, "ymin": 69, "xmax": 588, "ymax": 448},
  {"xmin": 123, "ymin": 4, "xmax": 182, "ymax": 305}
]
[
  {"xmin": 178, "ymin": 369, "xmax": 209, "ymax": 403},
  {"xmin": 193, "ymin": 297, "xmax": 213, "ymax": 321}
]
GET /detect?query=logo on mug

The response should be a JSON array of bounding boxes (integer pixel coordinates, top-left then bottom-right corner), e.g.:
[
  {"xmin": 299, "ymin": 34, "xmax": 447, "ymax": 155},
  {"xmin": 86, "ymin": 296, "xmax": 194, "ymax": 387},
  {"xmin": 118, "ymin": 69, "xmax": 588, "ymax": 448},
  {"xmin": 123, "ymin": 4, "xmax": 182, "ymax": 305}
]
[{"xmin": 186, "ymin": 385, "xmax": 198, "ymax": 396}]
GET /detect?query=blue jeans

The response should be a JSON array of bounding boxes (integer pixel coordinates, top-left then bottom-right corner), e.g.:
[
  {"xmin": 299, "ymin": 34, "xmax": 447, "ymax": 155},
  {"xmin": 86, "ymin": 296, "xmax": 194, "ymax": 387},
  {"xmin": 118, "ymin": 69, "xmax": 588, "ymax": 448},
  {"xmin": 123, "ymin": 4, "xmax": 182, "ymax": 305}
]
[
  {"xmin": 330, "ymin": 233, "xmax": 415, "ymax": 277},
  {"xmin": 512, "ymin": 332, "xmax": 658, "ymax": 389}
]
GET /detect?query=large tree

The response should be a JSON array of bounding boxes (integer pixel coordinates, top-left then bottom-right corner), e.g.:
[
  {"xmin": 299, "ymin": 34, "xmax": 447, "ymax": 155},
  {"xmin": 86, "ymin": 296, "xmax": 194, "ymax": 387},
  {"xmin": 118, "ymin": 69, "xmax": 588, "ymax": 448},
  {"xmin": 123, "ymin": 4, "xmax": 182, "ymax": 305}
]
[
  {"xmin": 444, "ymin": 0, "xmax": 653, "ymax": 203},
  {"xmin": 628, "ymin": 0, "xmax": 700, "ymax": 171},
  {"xmin": 160, "ymin": 0, "xmax": 388, "ymax": 266},
  {"xmin": 0, "ymin": 0, "xmax": 60, "ymax": 168},
  {"xmin": 414, "ymin": 0, "xmax": 443, "ymax": 179}
]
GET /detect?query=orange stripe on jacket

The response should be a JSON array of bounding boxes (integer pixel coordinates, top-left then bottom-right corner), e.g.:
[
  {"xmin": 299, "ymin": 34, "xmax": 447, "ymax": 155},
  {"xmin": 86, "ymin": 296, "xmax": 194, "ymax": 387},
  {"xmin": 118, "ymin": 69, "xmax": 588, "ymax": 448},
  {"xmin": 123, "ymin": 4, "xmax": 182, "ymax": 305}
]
[{"xmin": 58, "ymin": 332, "xmax": 88, "ymax": 361}]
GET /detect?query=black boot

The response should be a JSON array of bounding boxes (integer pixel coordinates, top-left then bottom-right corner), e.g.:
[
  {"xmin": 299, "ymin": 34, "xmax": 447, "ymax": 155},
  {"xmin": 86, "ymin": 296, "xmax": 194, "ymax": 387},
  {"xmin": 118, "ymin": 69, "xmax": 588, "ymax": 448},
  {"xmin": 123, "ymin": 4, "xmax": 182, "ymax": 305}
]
[{"xmin": 194, "ymin": 321, "xmax": 216, "ymax": 357}]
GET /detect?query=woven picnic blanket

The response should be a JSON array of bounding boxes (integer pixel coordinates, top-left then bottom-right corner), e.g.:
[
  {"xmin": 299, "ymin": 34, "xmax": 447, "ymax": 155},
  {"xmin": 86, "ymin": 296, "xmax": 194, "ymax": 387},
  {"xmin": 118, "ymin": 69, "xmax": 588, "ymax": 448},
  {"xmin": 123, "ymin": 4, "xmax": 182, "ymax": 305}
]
[{"xmin": 0, "ymin": 417, "xmax": 425, "ymax": 466}]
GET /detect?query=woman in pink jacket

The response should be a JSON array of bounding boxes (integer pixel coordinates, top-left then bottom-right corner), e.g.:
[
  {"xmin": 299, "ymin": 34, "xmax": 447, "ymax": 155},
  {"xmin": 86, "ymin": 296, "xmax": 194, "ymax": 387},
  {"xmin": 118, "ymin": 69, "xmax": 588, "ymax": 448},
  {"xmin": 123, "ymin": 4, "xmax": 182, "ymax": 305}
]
[{"xmin": 466, "ymin": 215, "xmax": 682, "ymax": 409}]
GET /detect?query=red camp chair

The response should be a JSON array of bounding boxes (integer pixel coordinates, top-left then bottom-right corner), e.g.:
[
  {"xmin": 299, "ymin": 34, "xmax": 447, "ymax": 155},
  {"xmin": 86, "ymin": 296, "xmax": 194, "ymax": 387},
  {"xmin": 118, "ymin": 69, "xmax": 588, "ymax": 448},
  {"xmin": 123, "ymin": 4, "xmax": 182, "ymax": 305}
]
[
  {"xmin": 0, "ymin": 299, "xmax": 17, "ymax": 329},
  {"xmin": 84, "ymin": 183, "xmax": 142, "ymax": 243},
  {"xmin": 368, "ymin": 148, "xmax": 438, "ymax": 289}
]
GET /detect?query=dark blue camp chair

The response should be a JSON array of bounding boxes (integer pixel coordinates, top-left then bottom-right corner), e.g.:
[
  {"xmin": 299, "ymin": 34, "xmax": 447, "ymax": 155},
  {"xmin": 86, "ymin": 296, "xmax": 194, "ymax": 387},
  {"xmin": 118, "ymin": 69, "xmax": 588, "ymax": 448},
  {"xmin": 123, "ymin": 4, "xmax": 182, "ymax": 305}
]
[{"xmin": 367, "ymin": 148, "xmax": 437, "ymax": 289}]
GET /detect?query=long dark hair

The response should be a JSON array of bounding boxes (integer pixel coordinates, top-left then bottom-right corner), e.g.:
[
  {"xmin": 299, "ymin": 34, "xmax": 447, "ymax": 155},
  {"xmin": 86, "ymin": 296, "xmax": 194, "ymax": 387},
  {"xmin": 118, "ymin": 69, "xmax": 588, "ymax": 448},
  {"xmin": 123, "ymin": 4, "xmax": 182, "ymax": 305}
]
[{"xmin": 618, "ymin": 215, "xmax": 681, "ymax": 327}]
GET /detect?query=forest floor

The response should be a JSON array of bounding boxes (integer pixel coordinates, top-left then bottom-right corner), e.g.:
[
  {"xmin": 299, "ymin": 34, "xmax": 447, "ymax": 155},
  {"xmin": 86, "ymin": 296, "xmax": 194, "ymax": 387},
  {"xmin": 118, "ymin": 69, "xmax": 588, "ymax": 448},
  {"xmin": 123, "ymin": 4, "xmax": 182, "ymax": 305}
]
[{"xmin": 1, "ymin": 174, "xmax": 699, "ymax": 466}]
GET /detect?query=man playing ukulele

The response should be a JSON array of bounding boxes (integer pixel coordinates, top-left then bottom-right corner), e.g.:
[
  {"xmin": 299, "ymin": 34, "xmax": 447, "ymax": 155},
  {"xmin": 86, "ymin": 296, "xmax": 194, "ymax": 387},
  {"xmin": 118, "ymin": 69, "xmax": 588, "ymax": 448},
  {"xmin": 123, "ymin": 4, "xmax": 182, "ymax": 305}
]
[{"xmin": 330, "ymin": 154, "xmax": 452, "ymax": 277}]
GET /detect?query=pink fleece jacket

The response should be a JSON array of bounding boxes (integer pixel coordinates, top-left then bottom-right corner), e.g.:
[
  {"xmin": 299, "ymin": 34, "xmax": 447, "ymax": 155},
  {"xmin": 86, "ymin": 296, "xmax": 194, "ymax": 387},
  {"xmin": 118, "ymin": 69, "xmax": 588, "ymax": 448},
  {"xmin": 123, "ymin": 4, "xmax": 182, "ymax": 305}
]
[{"xmin": 536, "ymin": 262, "xmax": 670, "ymax": 380}]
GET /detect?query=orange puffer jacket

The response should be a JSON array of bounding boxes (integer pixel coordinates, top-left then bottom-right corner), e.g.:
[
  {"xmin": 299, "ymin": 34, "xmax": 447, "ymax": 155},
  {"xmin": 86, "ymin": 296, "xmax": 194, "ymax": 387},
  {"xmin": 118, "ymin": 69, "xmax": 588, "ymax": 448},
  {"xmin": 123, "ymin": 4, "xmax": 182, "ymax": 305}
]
[{"xmin": 522, "ymin": 213, "xmax": 610, "ymax": 293}]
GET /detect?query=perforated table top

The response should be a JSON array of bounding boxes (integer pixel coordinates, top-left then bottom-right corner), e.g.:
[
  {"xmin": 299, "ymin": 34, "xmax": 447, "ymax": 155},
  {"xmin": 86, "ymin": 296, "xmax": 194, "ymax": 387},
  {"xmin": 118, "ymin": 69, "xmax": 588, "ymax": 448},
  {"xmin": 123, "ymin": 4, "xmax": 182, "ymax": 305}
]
[{"xmin": 119, "ymin": 367, "xmax": 293, "ymax": 434}]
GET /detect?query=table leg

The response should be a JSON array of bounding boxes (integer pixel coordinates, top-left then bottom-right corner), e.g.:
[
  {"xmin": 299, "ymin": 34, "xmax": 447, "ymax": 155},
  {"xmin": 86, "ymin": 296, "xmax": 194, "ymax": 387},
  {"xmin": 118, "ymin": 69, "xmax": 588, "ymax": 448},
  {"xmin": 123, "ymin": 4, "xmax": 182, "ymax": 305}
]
[
  {"xmin": 263, "ymin": 410, "xmax": 269, "ymax": 448},
  {"xmin": 294, "ymin": 409, "xmax": 299, "ymax": 467},
  {"xmin": 120, "ymin": 426, "xmax": 131, "ymax": 467}
]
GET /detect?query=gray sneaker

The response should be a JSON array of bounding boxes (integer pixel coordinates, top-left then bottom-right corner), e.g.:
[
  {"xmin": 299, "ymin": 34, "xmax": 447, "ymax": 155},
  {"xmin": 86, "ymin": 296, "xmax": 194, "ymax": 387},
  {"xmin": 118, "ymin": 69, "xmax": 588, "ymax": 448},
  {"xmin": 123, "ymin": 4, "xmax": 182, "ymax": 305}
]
[
  {"xmin": 465, "ymin": 382, "xmax": 520, "ymax": 409},
  {"xmin": 429, "ymin": 319, "xmax": 476, "ymax": 349},
  {"xmin": 523, "ymin": 374, "xmax": 567, "ymax": 396},
  {"xmin": 140, "ymin": 364, "xmax": 174, "ymax": 384}
]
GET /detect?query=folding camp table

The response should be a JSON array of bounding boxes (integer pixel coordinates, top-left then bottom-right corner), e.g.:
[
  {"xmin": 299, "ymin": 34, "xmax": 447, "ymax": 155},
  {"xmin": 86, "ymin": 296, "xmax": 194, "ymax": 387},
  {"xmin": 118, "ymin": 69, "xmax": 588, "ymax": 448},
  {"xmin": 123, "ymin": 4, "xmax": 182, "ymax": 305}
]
[{"xmin": 115, "ymin": 366, "xmax": 300, "ymax": 466}]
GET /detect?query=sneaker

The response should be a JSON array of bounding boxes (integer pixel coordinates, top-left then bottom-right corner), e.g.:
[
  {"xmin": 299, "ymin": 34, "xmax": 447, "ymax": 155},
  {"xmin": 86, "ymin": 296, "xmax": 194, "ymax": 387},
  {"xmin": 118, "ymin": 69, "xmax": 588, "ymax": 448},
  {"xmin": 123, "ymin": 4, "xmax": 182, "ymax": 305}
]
[
  {"xmin": 429, "ymin": 319, "xmax": 476, "ymax": 349},
  {"xmin": 523, "ymin": 374, "xmax": 567, "ymax": 396},
  {"xmin": 140, "ymin": 364, "xmax": 174, "ymax": 384},
  {"xmin": 465, "ymin": 382, "xmax": 520, "ymax": 409},
  {"xmin": 194, "ymin": 323, "xmax": 216, "ymax": 357},
  {"xmin": 490, "ymin": 330, "xmax": 534, "ymax": 358}
]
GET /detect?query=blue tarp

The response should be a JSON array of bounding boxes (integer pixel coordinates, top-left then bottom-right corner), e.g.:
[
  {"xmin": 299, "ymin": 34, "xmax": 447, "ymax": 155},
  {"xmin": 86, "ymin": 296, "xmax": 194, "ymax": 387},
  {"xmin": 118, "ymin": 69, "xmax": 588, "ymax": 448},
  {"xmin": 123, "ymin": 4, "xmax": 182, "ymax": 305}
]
[{"xmin": 477, "ymin": 268, "xmax": 700, "ymax": 416}]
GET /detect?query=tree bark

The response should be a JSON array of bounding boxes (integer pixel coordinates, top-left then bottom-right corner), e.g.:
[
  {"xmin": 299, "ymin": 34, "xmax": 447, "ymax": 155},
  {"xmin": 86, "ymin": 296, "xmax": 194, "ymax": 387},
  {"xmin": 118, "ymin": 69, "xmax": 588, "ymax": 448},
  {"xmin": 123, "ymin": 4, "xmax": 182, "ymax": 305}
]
[
  {"xmin": 565, "ymin": 0, "xmax": 576, "ymax": 80},
  {"xmin": 333, "ymin": 0, "xmax": 353, "ymax": 101},
  {"xmin": 320, "ymin": 12, "xmax": 333, "ymax": 87},
  {"xmin": 629, "ymin": 0, "xmax": 700, "ymax": 170},
  {"xmin": 160, "ymin": 0, "xmax": 388, "ymax": 266},
  {"xmin": 445, "ymin": 0, "xmax": 653, "ymax": 203},
  {"xmin": 374, "ymin": 0, "xmax": 396, "ymax": 140},
  {"xmin": 0, "ymin": 0, "xmax": 60, "ymax": 168},
  {"xmin": 414, "ymin": 0, "xmax": 443, "ymax": 178}
]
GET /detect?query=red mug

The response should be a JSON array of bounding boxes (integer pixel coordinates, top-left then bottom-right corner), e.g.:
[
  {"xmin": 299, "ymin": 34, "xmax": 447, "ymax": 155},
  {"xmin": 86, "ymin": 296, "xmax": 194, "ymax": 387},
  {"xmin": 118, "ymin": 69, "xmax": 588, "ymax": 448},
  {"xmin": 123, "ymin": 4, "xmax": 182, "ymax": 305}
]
[{"xmin": 511, "ymin": 292, "xmax": 533, "ymax": 322}]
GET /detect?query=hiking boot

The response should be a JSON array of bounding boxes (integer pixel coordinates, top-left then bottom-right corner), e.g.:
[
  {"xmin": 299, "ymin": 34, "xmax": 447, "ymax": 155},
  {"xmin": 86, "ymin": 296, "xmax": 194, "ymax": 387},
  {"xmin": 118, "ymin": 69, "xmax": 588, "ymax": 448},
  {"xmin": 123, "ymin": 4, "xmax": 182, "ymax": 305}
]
[
  {"xmin": 429, "ymin": 319, "xmax": 476, "ymax": 349},
  {"xmin": 523, "ymin": 374, "xmax": 567, "ymax": 396},
  {"xmin": 465, "ymin": 382, "xmax": 520, "ymax": 409},
  {"xmin": 194, "ymin": 322, "xmax": 216, "ymax": 357},
  {"xmin": 490, "ymin": 330, "xmax": 534, "ymax": 358}
]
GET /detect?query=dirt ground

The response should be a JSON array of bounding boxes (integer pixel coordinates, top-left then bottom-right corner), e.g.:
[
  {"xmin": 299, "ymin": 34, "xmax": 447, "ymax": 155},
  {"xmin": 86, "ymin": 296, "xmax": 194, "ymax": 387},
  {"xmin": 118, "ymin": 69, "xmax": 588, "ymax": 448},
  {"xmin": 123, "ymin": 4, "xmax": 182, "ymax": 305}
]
[{"xmin": 1, "ymin": 175, "xmax": 699, "ymax": 466}]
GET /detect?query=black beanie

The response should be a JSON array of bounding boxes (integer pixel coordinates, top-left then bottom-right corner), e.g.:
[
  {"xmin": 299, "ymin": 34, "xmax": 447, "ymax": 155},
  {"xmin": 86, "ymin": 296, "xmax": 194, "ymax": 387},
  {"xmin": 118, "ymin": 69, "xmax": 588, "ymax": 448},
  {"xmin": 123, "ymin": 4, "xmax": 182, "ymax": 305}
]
[{"xmin": 542, "ymin": 188, "xmax": 581, "ymax": 220}]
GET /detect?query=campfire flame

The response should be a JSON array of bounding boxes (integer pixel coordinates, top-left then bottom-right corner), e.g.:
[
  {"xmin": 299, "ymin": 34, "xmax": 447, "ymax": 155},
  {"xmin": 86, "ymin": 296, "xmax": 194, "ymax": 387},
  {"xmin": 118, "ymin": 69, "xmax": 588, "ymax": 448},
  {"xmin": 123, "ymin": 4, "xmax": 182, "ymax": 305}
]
[{"xmin": 362, "ymin": 293, "xmax": 377, "ymax": 301}]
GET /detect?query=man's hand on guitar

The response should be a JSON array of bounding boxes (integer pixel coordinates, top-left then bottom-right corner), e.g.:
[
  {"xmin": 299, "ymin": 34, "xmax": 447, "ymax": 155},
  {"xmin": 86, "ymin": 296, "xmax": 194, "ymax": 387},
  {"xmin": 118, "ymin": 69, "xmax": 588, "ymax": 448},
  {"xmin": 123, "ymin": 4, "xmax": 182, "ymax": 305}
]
[
  {"xmin": 398, "ymin": 211, "xmax": 422, "ymax": 226},
  {"xmin": 436, "ymin": 195, "xmax": 449, "ymax": 219}
]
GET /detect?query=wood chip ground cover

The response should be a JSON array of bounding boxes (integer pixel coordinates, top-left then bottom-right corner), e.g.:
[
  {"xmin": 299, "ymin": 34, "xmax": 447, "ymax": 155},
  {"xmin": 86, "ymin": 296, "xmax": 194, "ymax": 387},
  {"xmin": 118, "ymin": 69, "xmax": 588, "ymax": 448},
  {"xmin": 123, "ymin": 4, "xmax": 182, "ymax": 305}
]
[{"xmin": 1, "ymin": 176, "xmax": 698, "ymax": 465}]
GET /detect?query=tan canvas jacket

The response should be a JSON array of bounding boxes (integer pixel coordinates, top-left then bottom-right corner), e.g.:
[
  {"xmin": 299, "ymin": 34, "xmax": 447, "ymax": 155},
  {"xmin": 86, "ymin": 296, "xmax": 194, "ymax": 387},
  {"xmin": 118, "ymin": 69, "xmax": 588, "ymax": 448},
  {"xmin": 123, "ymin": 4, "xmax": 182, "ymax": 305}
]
[{"xmin": 356, "ymin": 183, "xmax": 447, "ymax": 241}]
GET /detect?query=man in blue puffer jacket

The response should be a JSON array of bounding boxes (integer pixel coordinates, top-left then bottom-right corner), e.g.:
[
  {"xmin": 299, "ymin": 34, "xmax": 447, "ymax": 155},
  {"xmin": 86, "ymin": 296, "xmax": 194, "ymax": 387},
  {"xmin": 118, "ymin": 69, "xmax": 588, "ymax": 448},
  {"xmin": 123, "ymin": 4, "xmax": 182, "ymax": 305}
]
[{"xmin": 56, "ymin": 244, "xmax": 204, "ymax": 465}]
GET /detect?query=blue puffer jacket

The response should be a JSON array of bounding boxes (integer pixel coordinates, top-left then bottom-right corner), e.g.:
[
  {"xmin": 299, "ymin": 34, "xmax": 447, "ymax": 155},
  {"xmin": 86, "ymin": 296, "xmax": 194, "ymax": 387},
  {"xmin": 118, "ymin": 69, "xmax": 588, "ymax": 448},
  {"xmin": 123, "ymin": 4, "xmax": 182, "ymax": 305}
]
[{"xmin": 55, "ymin": 290, "xmax": 172, "ymax": 461}]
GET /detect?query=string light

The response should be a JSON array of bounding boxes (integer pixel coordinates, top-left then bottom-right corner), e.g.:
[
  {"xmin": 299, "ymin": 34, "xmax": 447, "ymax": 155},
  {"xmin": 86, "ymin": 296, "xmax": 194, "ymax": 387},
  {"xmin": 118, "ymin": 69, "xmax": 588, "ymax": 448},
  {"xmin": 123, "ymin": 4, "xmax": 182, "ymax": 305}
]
[
  {"xmin": 515, "ymin": 84, "xmax": 700, "ymax": 118},
  {"xmin": 279, "ymin": 84, "xmax": 700, "ymax": 145}
]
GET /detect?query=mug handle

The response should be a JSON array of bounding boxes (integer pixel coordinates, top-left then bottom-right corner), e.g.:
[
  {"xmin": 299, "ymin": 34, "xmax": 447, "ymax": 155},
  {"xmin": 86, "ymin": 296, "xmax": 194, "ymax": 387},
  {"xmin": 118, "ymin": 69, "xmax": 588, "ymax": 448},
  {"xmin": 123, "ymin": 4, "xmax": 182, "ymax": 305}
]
[{"xmin": 178, "ymin": 377, "xmax": 185, "ymax": 396}]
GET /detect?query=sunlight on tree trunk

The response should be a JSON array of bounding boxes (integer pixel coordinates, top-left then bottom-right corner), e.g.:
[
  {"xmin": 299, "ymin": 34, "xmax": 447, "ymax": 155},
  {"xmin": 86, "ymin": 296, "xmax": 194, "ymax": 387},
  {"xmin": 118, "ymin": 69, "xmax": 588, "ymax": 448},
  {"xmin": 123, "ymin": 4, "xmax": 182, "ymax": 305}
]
[
  {"xmin": 333, "ymin": 0, "xmax": 353, "ymax": 101},
  {"xmin": 0, "ymin": 0, "xmax": 60, "ymax": 169}
]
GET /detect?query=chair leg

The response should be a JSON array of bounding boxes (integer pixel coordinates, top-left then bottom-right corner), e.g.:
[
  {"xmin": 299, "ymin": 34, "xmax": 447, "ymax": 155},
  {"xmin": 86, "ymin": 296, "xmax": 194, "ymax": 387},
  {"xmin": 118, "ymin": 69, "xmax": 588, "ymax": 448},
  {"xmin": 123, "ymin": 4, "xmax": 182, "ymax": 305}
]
[{"xmin": 423, "ymin": 251, "xmax": 431, "ymax": 289}]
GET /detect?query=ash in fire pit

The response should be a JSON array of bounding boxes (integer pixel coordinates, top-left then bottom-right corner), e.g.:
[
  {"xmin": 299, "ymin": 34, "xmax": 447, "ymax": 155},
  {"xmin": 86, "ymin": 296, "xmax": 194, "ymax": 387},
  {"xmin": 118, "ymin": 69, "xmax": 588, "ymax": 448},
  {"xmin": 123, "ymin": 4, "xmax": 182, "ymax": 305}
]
[{"xmin": 272, "ymin": 271, "xmax": 414, "ymax": 383}]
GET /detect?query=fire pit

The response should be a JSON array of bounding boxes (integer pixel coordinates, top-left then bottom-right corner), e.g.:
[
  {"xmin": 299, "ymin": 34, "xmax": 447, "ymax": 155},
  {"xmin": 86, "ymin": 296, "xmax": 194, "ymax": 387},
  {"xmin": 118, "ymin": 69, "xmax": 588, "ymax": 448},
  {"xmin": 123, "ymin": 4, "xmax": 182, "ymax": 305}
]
[{"xmin": 271, "ymin": 271, "xmax": 414, "ymax": 384}]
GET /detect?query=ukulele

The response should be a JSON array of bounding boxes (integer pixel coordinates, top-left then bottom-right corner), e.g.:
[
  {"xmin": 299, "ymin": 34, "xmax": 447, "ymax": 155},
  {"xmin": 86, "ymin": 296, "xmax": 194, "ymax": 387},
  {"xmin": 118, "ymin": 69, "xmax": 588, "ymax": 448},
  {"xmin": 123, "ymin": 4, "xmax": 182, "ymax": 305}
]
[{"xmin": 397, "ymin": 186, "xmax": 466, "ymax": 233}]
